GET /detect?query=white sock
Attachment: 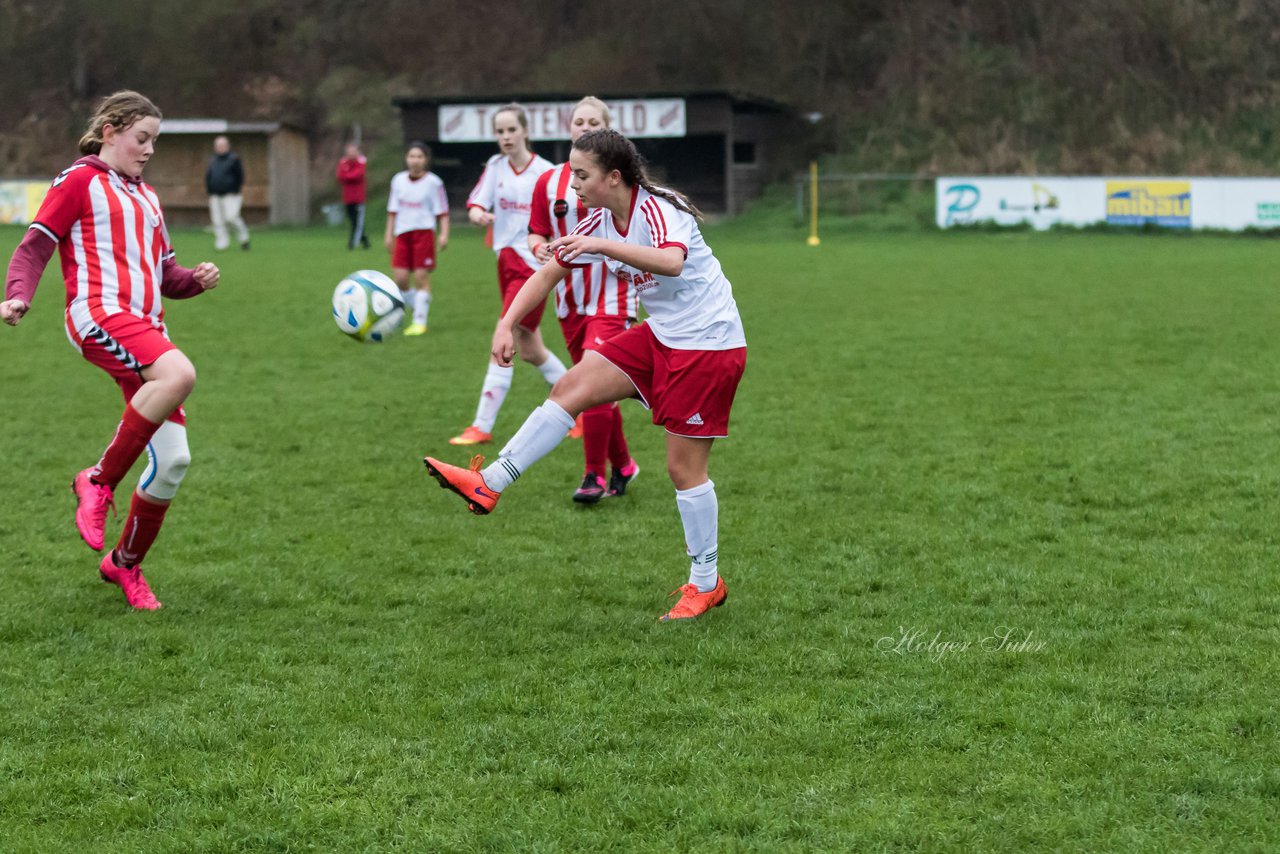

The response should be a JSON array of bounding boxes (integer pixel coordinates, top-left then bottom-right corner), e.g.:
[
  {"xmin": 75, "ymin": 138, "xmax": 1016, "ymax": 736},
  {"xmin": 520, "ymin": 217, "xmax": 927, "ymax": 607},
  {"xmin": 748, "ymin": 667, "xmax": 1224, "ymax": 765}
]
[
  {"xmin": 473, "ymin": 364, "xmax": 513, "ymax": 433},
  {"xmin": 675, "ymin": 480, "xmax": 718, "ymax": 592},
  {"xmin": 537, "ymin": 352, "xmax": 568, "ymax": 386},
  {"xmin": 413, "ymin": 290, "xmax": 431, "ymax": 326},
  {"xmin": 482, "ymin": 400, "xmax": 575, "ymax": 491},
  {"xmin": 400, "ymin": 289, "xmax": 413, "ymax": 310}
]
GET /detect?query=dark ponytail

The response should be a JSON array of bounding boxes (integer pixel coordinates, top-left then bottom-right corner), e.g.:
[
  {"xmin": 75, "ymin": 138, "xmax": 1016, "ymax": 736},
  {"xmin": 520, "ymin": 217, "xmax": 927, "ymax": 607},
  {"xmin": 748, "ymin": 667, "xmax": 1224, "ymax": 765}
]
[{"xmin": 572, "ymin": 129, "xmax": 702, "ymax": 220}]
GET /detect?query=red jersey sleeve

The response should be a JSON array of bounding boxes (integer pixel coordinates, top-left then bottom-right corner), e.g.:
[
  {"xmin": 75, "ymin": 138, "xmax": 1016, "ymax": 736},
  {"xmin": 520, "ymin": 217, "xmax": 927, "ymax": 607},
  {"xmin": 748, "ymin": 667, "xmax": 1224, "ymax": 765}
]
[
  {"xmin": 5, "ymin": 162, "xmax": 92, "ymax": 305},
  {"xmin": 4, "ymin": 228, "xmax": 57, "ymax": 305},
  {"xmin": 159, "ymin": 258, "xmax": 203, "ymax": 299},
  {"xmin": 528, "ymin": 169, "xmax": 554, "ymax": 239},
  {"xmin": 32, "ymin": 162, "xmax": 92, "ymax": 242}
]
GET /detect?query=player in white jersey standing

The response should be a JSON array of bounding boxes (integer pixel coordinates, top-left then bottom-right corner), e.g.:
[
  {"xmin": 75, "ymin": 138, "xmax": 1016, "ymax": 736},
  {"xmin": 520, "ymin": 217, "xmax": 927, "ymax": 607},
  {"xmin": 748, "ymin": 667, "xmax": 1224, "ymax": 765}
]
[
  {"xmin": 386, "ymin": 141, "xmax": 450, "ymax": 336},
  {"xmin": 425, "ymin": 129, "xmax": 747, "ymax": 621},
  {"xmin": 448, "ymin": 103, "xmax": 567, "ymax": 446},
  {"xmin": 528, "ymin": 97, "xmax": 639, "ymax": 503},
  {"xmin": 1, "ymin": 91, "xmax": 220, "ymax": 610}
]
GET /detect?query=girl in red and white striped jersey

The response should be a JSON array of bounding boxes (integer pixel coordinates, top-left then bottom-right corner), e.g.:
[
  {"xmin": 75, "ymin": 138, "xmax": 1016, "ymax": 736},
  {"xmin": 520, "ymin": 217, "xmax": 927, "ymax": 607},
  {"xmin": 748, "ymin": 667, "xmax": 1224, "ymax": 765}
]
[
  {"xmin": 449, "ymin": 103, "xmax": 566, "ymax": 447},
  {"xmin": 1, "ymin": 91, "xmax": 220, "ymax": 610},
  {"xmin": 528, "ymin": 97, "xmax": 639, "ymax": 504},
  {"xmin": 425, "ymin": 129, "xmax": 747, "ymax": 622}
]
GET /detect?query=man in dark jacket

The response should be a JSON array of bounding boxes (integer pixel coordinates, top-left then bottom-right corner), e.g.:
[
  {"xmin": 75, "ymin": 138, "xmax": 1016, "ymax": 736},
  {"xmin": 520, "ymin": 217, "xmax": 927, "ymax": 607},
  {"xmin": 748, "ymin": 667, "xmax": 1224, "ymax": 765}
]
[{"xmin": 206, "ymin": 135, "xmax": 250, "ymax": 251}]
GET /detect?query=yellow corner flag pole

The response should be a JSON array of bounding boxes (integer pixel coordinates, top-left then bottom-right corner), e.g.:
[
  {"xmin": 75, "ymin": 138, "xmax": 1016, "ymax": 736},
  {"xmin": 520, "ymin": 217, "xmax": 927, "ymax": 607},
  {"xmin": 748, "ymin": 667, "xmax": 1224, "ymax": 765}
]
[{"xmin": 806, "ymin": 160, "xmax": 821, "ymax": 246}]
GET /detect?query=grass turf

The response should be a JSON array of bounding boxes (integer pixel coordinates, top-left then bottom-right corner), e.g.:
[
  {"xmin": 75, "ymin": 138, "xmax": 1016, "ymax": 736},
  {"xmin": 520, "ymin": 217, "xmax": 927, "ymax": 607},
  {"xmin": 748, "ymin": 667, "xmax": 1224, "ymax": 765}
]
[{"xmin": 1, "ymin": 219, "xmax": 1278, "ymax": 851}]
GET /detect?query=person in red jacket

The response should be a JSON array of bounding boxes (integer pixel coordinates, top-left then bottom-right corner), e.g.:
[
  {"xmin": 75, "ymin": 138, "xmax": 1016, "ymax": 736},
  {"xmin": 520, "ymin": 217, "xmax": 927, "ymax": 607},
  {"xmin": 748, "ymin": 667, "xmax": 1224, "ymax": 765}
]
[
  {"xmin": 336, "ymin": 143, "xmax": 371, "ymax": 249},
  {"xmin": 1, "ymin": 90, "xmax": 220, "ymax": 610}
]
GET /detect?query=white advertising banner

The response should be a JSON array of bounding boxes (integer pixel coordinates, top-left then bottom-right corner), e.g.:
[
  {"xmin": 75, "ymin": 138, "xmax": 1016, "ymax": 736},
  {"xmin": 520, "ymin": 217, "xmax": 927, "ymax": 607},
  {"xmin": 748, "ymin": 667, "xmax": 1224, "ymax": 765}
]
[
  {"xmin": 438, "ymin": 99, "xmax": 686, "ymax": 143},
  {"xmin": 937, "ymin": 176, "xmax": 1280, "ymax": 232},
  {"xmin": 1186, "ymin": 178, "xmax": 1280, "ymax": 230},
  {"xmin": 937, "ymin": 177, "xmax": 1106, "ymax": 230}
]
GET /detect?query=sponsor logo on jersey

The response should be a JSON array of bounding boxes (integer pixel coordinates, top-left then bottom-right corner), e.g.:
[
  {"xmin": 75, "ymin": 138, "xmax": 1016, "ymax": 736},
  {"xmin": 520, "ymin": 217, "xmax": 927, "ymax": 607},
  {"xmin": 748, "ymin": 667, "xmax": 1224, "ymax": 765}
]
[{"xmin": 617, "ymin": 269, "xmax": 658, "ymax": 292}]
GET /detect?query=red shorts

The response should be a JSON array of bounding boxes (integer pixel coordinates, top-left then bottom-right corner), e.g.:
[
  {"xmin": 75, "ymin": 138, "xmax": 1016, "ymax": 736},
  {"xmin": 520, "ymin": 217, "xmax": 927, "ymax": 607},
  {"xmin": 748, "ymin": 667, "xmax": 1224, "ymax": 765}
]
[
  {"xmin": 392, "ymin": 230, "xmax": 436, "ymax": 270},
  {"xmin": 592, "ymin": 322, "xmax": 746, "ymax": 438},
  {"xmin": 68, "ymin": 312, "xmax": 187, "ymax": 425},
  {"xmin": 560, "ymin": 313, "xmax": 631, "ymax": 364},
  {"xmin": 498, "ymin": 247, "xmax": 545, "ymax": 332}
]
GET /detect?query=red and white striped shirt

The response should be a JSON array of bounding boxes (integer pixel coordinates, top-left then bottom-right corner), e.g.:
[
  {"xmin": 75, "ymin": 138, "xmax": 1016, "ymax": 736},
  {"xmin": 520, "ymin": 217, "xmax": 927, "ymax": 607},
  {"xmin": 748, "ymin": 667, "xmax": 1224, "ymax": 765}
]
[
  {"xmin": 29, "ymin": 156, "xmax": 177, "ymax": 336},
  {"xmin": 529, "ymin": 163, "xmax": 636, "ymax": 320}
]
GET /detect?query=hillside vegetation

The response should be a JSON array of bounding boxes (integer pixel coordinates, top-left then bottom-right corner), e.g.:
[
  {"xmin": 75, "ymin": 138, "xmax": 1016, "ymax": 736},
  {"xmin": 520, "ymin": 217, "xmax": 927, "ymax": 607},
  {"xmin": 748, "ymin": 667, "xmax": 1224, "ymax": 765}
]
[{"xmin": 2, "ymin": 1, "xmax": 1277, "ymax": 179}]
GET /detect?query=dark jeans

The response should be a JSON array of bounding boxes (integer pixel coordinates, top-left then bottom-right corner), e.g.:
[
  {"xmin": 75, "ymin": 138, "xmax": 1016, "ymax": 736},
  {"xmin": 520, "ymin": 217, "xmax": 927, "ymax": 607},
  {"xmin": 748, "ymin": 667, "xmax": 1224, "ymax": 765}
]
[{"xmin": 346, "ymin": 203, "xmax": 370, "ymax": 248}]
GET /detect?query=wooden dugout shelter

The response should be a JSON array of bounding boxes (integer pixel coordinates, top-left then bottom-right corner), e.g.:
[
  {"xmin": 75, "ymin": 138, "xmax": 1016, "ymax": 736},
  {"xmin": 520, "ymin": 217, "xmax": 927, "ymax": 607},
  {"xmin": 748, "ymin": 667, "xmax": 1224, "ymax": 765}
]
[{"xmin": 149, "ymin": 119, "xmax": 310, "ymax": 227}]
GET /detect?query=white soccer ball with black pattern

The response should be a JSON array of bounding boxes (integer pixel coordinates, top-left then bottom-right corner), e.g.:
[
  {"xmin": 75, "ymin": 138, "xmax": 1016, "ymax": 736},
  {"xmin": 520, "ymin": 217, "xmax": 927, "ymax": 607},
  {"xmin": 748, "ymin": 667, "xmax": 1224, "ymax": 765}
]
[{"xmin": 332, "ymin": 270, "xmax": 404, "ymax": 342}]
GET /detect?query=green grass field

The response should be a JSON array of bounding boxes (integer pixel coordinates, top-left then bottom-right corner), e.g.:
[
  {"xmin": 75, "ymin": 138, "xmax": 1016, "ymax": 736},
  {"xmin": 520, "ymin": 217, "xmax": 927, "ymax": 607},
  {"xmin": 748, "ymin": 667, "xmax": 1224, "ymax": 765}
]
[{"xmin": 1, "ymin": 218, "xmax": 1278, "ymax": 851}]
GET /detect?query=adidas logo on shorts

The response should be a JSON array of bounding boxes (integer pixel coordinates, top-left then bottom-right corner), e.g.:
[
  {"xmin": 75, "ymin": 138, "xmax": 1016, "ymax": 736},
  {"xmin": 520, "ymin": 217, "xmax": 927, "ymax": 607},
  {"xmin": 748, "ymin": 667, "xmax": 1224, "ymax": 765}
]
[{"xmin": 685, "ymin": 413, "xmax": 704, "ymax": 426}]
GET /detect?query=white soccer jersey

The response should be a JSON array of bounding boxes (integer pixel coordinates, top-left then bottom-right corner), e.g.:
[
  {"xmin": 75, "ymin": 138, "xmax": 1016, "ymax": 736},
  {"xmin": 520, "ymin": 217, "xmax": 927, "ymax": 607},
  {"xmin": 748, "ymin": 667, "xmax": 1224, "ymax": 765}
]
[
  {"xmin": 559, "ymin": 186, "xmax": 745, "ymax": 350},
  {"xmin": 388, "ymin": 171, "xmax": 448, "ymax": 236},
  {"xmin": 467, "ymin": 152, "xmax": 554, "ymax": 267}
]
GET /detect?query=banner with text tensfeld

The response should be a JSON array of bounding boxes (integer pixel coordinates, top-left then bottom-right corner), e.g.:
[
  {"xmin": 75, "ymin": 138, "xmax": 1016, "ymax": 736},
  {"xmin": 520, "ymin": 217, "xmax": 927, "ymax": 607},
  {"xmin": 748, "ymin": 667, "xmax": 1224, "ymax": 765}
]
[{"xmin": 439, "ymin": 99, "xmax": 687, "ymax": 143}]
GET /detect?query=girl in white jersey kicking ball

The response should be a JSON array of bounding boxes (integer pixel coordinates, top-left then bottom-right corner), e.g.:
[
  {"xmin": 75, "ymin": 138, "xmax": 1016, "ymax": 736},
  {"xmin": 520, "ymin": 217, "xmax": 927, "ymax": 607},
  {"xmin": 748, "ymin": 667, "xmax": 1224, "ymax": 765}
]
[
  {"xmin": 1, "ymin": 91, "xmax": 220, "ymax": 610},
  {"xmin": 425, "ymin": 129, "xmax": 747, "ymax": 621}
]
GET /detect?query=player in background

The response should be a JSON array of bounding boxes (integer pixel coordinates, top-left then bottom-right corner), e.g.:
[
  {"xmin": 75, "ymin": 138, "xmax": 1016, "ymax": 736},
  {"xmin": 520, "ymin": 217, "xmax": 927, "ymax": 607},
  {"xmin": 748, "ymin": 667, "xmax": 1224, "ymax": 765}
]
[
  {"xmin": 425, "ymin": 129, "xmax": 747, "ymax": 621},
  {"xmin": 448, "ymin": 103, "xmax": 567, "ymax": 446},
  {"xmin": 1, "ymin": 91, "xmax": 220, "ymax": 610},
  {"xmin": 386, "ymin": 141, "xmax": 449, "ymax": 336},
  {"xmin": 528, "ymin": 97, "xmax": 639, "ymax": 504},
  {"xmin": 336, "ymin": 142, "xmax": 371, "ymax": 250}
]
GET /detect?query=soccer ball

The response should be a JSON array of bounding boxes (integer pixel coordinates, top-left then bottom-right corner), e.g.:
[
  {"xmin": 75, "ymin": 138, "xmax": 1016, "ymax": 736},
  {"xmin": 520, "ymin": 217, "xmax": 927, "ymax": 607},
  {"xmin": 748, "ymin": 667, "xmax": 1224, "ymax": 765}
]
[{"xmin": 332, "ymin": 270, "xmax": 404, "ymax": 342}]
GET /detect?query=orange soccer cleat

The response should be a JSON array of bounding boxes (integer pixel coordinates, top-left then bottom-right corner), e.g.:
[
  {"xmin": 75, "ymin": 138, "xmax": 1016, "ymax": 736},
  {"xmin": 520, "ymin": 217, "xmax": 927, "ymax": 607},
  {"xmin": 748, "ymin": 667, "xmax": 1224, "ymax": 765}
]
[
  {"xmin": 568, "ymin": 414, "xmax": 584, "ymax": 439},
  {"xmin": 99, "ymin": 550, "xmax": 162, "ymax": 610},
  {"xmin": 659, "ymin": 576, "xmax": 728, "ymax": 621},
  {"xmin": 448, "ymin": 426, "xmax": 493, "ymax": 446},
  {"xmin": 424, "ymin": 454, "xmax": 501, "ymax": 515}
]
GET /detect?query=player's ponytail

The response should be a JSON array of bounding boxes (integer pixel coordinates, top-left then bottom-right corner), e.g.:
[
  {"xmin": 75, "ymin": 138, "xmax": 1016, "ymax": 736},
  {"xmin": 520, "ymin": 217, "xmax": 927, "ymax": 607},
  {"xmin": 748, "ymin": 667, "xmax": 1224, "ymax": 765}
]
[
  {"xmin": 572, "ymin": 129, "xmax": 702, "ymax": 220},
  {"xmin": 79, "ymin": 91, "xmax": 162, "ymax": 155}
]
